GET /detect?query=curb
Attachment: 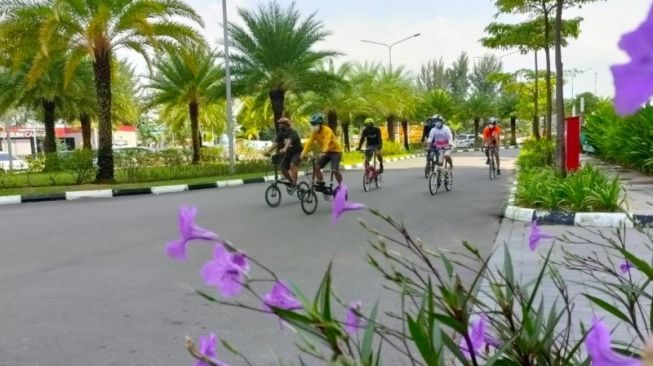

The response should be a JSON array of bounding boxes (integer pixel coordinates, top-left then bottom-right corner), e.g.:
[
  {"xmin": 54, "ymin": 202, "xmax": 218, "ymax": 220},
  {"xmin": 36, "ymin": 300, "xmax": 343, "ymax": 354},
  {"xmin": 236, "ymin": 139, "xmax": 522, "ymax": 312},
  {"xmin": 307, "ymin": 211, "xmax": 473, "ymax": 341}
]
[{"xmin": 503, "ymin": 173, "xmax": 653, "ymax": 228}]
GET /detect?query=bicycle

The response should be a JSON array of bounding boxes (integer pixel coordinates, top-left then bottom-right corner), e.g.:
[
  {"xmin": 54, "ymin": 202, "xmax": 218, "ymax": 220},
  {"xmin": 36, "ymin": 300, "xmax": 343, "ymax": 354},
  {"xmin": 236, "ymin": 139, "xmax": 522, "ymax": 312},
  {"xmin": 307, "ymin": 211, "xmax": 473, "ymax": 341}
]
[
  {"xmin": 424, "ymin": 146, "xmax": 433, "ymax": 179},
  {"xmin": 484, "ymin": 145, "xmax": 499, "ymax": 180},
  {"xmin": 264, "ymin": 154, "xmax": 310, "ymax": 207},
  {"xmin": 359, "ymin": 147, "xmax": 382, "ymax": 192},
  {"xmin": 428, "ymin": 147, "xmax": 453, "ymax": 196},
  {"xmin": 298, "ymin": 155, "xmax": 345, "ymax": 215}
]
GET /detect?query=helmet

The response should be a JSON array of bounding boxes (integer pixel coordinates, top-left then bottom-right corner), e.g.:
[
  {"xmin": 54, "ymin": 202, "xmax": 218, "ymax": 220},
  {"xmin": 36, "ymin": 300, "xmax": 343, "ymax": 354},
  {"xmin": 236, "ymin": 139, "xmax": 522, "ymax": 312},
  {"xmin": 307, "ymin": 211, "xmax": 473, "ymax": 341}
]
[
  {"xmin": 309, "ymin": 113, "xmax": 324, "ymax": 125},
  {"xmin": 489, "ymin": 117, "xmax": 498, "ymax": 125},
  {"xmin": 364, "ymin": 117, "xmax": 374, "ymax": 126},
  {"xmin": 277, "ymin": 117, "xmax": 291, "ymax": 125}
]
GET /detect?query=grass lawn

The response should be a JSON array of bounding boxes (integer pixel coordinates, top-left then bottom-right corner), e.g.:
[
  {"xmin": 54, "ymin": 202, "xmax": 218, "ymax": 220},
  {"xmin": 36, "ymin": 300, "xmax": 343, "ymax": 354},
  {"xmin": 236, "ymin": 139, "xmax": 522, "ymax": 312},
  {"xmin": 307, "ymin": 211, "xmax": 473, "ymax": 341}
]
[{"xmin": 0, "ymin": 152, "xmax": 419, "ymax": 197}]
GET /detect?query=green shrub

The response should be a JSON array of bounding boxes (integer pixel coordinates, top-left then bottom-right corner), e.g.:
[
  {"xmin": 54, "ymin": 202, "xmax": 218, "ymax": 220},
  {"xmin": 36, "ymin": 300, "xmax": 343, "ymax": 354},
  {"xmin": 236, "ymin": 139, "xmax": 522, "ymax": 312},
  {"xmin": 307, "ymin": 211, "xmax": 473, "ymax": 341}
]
[
  {"xmin": 382, "ymin": 140, "xmax": 405, "ymax": 156},
  {"xmin": 585, "ymin": 105, "xmax": 653, "ymax": 174},
  {"xmin": 516, "ymin": 165, "xmax": 622, "ymax": 212},
  {"xmin": 60, "ymin": 150, "xmax": 96, "ymax": 185},
  {"xmin": 516, "ymin": 138, "xmax": 555, "ymax": 169},
  {"xmin": 200, "ymin": 146, "xmax": 225, "ymax": 162}
]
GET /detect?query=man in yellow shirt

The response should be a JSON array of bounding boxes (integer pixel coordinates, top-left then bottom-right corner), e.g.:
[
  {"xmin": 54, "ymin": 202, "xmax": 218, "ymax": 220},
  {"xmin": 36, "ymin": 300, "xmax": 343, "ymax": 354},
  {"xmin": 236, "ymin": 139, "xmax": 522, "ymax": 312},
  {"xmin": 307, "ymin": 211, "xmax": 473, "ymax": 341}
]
[{"xmin": 300, "ymin": 113, "xmax": 343, "ymax": 185}]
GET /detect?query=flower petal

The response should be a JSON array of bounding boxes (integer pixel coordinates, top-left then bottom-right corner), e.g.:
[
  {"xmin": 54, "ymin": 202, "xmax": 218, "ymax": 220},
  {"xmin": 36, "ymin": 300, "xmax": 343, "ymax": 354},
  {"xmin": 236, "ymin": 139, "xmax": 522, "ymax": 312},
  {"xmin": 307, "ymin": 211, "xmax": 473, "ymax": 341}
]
[
  {"xmin": 618, "ymin": 3, "xmax": 653, "ymax": 60},
  {"xmin": 332, "ymin": 184, "xmax": 366, "ymax": 225},
  {"xmin": 612, "ymin": 63, "xmax": 653, "ymax": 115},
  {"xmin": 586, "ymin": 318, "xmax": 642, "ymax": 366},
  {"xmin": 165, "ymin": 238, "xmax": 188, "ymax": 261},
  {"xmin": 263, "ymin": 281, "xmax": 302, "ymax": 311}
]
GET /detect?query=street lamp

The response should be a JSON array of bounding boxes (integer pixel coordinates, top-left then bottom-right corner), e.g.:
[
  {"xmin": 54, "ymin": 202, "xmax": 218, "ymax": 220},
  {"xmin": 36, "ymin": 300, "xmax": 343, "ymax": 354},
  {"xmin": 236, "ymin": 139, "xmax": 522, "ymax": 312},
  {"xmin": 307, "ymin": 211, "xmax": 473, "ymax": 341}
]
[
  {"xmin": 361, "ymin": 33, "xmax": 421, "ymax": 71},
  {"xmin": 221, "ymin": 0, "xmax": 235, "ymax": 173},
  {"xmin": 472, "ymin": 50, "xmax": 521, "ymax": 60}
]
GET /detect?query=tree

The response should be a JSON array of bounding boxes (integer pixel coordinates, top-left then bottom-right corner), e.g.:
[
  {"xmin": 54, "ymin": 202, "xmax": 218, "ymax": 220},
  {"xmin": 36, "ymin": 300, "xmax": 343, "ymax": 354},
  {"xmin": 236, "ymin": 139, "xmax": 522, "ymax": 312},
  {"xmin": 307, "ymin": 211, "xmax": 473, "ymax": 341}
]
[
  {"xmin": 1, "ymin": 0, "xmax": 206, "ymax": 181},
  {"xmin": 148, "ymin": 46, "xmax": 223, "ymax": 164},
  {"xmin": 470, "ymin": 54, "xmax": 503, "ymax": 97},
  {"xmin": 417, "ymin": 58, "xmax": 447, "ymax": 91},
  {"xmin": 464, "ymin": 93, "xmax": 496, "ymax": 146},
  {"xmin": 481, "ymin": 17, "xmax": 580, "ymax": 139},
  {"xmin": 228, "ymin": 1, "xmax": 339, "ymax": 132},
  {"xmin": 445, "ymin": 53, "xmax": 470, "ymax": 101},
  {"xmin": 417, "ymin": 89, "xmax": 458, "ymax": 122}
]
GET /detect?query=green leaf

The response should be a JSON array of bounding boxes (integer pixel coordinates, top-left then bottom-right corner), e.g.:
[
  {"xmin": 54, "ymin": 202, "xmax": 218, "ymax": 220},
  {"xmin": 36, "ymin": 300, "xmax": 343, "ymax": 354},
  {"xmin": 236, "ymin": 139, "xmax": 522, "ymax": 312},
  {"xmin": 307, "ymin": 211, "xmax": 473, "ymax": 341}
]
[
  {"xmin": 432, "ymin": 313, "xmax": 467, "ymax": 335},
  {"xmin": 441, "ymin": 332, "xmax": 471, "ymax": 366},
  {"xmin": 583, "ymin": 294, "xmax": 631, "ymax": 323},
  {"xmin": 407, "ymin": 315, "xmax": 439, "ymax": 366},
  {"xmin": 361, "ymin": 301, "xmax": 379, "ymax": 362},
  {"xmin": 503, "ymin": 246, "xmax": 514, "ymax": 302}
]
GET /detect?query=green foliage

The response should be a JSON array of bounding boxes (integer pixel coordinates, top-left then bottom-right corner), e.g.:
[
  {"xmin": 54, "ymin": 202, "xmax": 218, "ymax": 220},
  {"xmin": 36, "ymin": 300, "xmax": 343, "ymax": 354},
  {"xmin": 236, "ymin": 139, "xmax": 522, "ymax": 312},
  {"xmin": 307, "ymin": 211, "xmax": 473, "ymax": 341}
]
[
  {"xmin": 516, "ymin": 165, "xmax": 622, "ymax": 212},
  {"xmin": 584, "ymin": 105, "xmax": 653, "ymax": 174},
  {"xmin": 516, "ymin": 138, "xmax": 555, "ymax": 168},
  {"xmin": 60, "ymin": 150, "xmax": 96, "ymax": 184}
]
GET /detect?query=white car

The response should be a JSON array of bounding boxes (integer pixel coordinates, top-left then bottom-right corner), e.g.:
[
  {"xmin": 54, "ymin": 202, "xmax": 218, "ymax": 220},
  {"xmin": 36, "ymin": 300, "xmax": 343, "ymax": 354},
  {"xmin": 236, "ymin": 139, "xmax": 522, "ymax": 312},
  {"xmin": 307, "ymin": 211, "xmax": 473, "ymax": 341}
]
[
  {"xmin": 0, "ymin": 152, "xmax": 28, "ymax": 171},
  {"xmin": 454, "ymin": 134, "xmax": 476, "ymax": 148}
]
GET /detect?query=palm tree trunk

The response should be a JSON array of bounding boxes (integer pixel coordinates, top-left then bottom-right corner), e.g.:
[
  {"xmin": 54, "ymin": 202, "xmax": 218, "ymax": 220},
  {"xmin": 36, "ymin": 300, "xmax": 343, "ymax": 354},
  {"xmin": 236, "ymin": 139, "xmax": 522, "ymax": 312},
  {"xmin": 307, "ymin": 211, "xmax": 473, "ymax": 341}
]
[
  {"xmin": 387, "ymin": 115, "xmax": 395, "ymax": 142},
  {"xmin": 533, "ymin": 50, "xmax": 541, "ymax": 140},
  {"xmin": 94, "ymin": 52, "xmax": 114, "ymax": 182},
  {"xmin": 42, "ymin": 99, "xmax": 56, "ymax": 153},
  {"xmin": 401, "ymin": 120, "xmax": 409, "ymax": 150},
  {"xmin": 554, "ymin": 0, "xmax": 566, "ymax": 175},
  {"xmin": 543, "ymin": 8, "xmax": 553, "ymax": 140},
  {"xmin": 327, "ymin": 110, "xmax": 338, "ymax": 132},
  {"xmin": 510, "ymin": 115, "xmax": 517, "ymax": 146},
  {"xmin": 342, "ymin": 121, "xmax": 350, "ymax": 152},
  {"xmin": 474, "ymin": 117, "xmax": 481, "ymax": 147},
  {"xmin": 80, "ymin": 113, "xmax": 92, "ymax": 150},
  {"xmin": 189, "ymin": 102, "xmax": 201, "ymax": 164},
  {"xmin": 269, "ymin": 88, "xmax": 285, "ymax": 134}
]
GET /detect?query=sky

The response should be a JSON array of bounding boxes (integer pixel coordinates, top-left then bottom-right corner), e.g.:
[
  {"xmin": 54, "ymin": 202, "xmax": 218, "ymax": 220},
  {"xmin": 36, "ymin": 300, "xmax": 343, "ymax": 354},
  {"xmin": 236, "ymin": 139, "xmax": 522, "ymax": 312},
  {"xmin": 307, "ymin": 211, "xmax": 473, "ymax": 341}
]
[{"xmin": 134, "ymin": 0, "xmax": 653, "ymax": 98}]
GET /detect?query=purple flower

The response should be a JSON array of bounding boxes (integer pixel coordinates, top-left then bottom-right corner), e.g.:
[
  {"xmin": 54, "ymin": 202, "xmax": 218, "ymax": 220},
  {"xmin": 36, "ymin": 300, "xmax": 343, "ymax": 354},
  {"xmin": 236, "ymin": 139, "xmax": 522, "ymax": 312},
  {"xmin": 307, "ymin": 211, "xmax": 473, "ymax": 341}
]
[
  {"xmin": 262, "ymin": 281, "xmax": 302, "ymax": 311},
  {"xmin": 332, "ymin": 183, "xmax": 366, "ymax": 225},
  {"xmin": 460, "ymin": 314, "xmax": 500, "ymax": 359},
  {"xmin": 585, "ymin": 317, "xmax": 642, "ymax": 366},
  {"xmin": 611, "ymin": 3, "xmax": 653, "ymax": 115},
  {"xmin": 345, "ymin": 301, "xmax": 364, "ymax": 335},
  {"xmin": 201, "ymin": 243, "xmax": 250, "ymax": 297},
  {"xmin": 195, "ymin": 332, "xmax": 228, "ymax": 366},
  {"xmin": 620, "ymin": 260, "xmax": 634, "ymax": 274},
  {"xmin": 166, "ymin": 206, "xmax": 219, "ymax": 261},
  {"xmin": 528, "ymin": 220, "xmax": 554, "ymax": 251}
]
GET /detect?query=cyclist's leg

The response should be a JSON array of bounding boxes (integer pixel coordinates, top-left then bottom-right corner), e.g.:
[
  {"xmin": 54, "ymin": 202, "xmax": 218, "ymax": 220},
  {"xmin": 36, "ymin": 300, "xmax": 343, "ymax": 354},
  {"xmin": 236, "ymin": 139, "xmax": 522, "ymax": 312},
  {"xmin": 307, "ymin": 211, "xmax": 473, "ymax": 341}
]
[
  {"xmin": 330, "ymin": 152, "xmax": 343, "ymax": 185},
  {"xmin": 376, "ymin": 147, "xmax": 384, "ymax": 173},
  {"xmin": 280, "ymin": 154, "xmax": 293, "ymax": 182},
  {"xmin": 363, "ymin": 147, "xmax": 372, "ymax": 170},
  {"xmin": 484, "ymin": 143, "xmax": 490, "ymax": 163},
  {"xmin": 494, "ymin": 147, "xmax": 501, "ymax": 174},
  {"xmin": 315, "ymin": 155, "xmax": 328, "ymax": 183},
  {"xmin": 444, "ymin": 148, "xmax": 453, "ymax": 169},
  {"xmin": 289, "ymin": 153, "xmax": 301, "ymax": 184}
]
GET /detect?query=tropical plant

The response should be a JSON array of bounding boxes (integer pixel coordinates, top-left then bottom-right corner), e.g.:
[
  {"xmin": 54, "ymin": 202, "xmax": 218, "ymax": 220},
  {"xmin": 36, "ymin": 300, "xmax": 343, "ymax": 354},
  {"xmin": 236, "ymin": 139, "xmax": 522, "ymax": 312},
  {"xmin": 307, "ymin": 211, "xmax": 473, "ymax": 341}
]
[
  {"xmin": 148, "ymin": 45, "xmax": 223, "ymax": 163},
  {"xmin": 228, "ymin": 1, "xmax": 339, "ymax": 131},
  {"xmin": 0, "ymin": 0, "xmax": 206, "ymax": 181},
  {"xmin": 464, "ymin": 93, "xmax": 496, "ymax": 145},
  {"xmin": 470, "ymin": 54, "xmax": 503, "ymax": 97},
  {"xmin": 445, "ymin": 52, "xmax": 470, "ymax": 101},
  {"xmin": 417, "ymin": 57, "xmax": 447, "ymax": 91}
]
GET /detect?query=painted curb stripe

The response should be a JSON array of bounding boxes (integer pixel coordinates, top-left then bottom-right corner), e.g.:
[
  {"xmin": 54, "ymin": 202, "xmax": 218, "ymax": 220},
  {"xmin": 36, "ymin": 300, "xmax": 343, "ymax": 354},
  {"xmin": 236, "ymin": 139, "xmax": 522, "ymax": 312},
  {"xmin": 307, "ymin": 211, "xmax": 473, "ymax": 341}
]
[
  {"xmin": 188, "ymin": 182, "xmax": 218, "ymax": 191},
  {"xmin": 113, "ymin": 187, "xmax": 153, "ymax": 196},
  {"xmin": 66, "ymin": 190, "xmax": 113, "ymax": 200},
  {"xmin": 151, "ymin": 185, "xmax": 188, "ymax": 195},
  {"xmin": 0, "ymin": 195, "xmax": 21, "ymax": 205},
  {"xmin": 242, "ymin": 177, "xmax": 264, "ymax": 184},
  {"xmin": 21, "ymin": 193, "xmax": 66, "ymax": 203}
]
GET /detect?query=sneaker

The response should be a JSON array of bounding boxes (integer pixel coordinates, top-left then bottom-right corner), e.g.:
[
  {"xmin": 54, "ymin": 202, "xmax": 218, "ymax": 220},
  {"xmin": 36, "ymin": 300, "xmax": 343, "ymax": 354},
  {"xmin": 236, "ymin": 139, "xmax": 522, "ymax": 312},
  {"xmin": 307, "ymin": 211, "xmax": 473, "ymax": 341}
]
[{"xmin": 497, "ymin": 169, "xmax": 501, "ymax": 175}]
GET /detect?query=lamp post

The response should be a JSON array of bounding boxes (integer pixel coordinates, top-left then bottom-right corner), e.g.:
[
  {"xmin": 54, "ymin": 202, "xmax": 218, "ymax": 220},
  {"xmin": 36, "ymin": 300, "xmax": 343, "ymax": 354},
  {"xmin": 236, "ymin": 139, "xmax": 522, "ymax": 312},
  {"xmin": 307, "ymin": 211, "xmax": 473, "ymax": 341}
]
[
  {"xmin": 222, "ymin": 0, "xmax": 235, "ymax": 173},
  {"xmin": 361, "ymin": 33, "xmax": 421, "ymax": 72}
]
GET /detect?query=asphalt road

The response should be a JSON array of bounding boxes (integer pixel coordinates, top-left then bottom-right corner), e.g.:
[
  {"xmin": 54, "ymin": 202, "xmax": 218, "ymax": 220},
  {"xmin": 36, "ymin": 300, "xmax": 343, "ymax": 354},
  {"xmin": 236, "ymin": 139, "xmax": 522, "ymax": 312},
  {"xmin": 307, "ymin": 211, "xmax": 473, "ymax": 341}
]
[{"xmin": 0, "ymin": 149, "xmax": 517, "ymax": 366}]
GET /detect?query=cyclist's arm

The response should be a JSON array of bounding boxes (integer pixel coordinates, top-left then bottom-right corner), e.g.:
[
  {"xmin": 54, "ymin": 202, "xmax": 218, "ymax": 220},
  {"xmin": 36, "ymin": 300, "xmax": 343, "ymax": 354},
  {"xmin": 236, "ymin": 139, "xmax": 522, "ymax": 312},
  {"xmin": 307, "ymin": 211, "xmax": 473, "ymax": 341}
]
[
  {"xmin": 427, "ymin": 129, "xmax": 436, "ymax": 145},
  {"xmin": 446, "ymin": 128, "xmax": 453, "ymax": 145},
  {"xmin": 357, "ymin": 129, "xmax": 367, "ymax": 150},
  {"xmin": 421, "ymin": 125, "xmax": 428, "ymax": 143},
  {"xmin": 300, "ymin": 133, "xmax": 315, "ymax": 158},
  {"xmin": 322, "ymin": 128, "xmax": 337, "ymax": 152},
  {"xmin": 377, "ymin": 128, "xmax": 383, "ymax": 149}
]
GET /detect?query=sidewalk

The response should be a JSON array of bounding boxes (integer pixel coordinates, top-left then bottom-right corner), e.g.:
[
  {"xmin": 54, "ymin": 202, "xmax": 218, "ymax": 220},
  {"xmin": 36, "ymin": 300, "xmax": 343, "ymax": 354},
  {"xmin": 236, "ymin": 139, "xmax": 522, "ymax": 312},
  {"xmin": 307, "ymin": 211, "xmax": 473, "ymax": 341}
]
[
  {"xmin": 477, "ymin": 219, "xmax": 651, "ymax": 349},
  {"xmin": 583, "ymin": 155, "xmax": 653, "ymax": 215}
]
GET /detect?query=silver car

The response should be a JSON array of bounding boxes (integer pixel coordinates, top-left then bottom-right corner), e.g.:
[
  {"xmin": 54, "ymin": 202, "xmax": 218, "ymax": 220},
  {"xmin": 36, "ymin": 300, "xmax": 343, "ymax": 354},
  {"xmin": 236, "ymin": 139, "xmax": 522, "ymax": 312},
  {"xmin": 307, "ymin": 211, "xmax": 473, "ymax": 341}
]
[
  {"xmin": 0, "ymin": 152, "xmax": 28, "ymax": 171},
  {"xmin": 454, "ymin": 134, "xmax": 475, "ymax": 148}
]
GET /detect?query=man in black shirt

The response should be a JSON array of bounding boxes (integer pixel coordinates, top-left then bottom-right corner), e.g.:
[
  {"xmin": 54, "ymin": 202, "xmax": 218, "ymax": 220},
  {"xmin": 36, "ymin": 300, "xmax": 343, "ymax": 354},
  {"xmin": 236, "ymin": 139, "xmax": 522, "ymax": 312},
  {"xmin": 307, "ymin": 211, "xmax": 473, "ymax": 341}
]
[
  {"xmin": 266, "ymin": 117, "xmax": 303, "ymax": 185},
  {"xmin": 421, "ymin": 116, "xmax": 437, "ymax": 144},
  {"xmin": 357, "ymin": 117, "xmax": 384, "ymax": 173}
]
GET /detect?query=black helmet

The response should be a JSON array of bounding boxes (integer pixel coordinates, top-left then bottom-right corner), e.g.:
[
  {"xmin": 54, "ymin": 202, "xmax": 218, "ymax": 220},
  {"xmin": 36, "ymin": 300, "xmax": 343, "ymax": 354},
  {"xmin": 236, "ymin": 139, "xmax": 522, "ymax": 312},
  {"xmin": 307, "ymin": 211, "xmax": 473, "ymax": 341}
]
[{"xmin": 309, "ymin": 113, "xmax": 325, "ymax": 125}]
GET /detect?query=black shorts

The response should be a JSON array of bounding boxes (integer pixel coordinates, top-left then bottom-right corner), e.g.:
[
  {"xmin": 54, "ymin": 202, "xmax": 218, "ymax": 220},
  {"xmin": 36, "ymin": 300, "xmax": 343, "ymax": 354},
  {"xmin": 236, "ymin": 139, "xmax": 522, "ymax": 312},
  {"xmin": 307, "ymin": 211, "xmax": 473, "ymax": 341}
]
[
  {"xmin": 364, "ymin": 145, "xmax": 381, "ymax": 160},
  {"xmin": 280, "ymin": 152, "xmax": 301, "ymax": 170},
  {"xmin": 316, "ymin": 152, "xmax": 342, "ymax": 170}
]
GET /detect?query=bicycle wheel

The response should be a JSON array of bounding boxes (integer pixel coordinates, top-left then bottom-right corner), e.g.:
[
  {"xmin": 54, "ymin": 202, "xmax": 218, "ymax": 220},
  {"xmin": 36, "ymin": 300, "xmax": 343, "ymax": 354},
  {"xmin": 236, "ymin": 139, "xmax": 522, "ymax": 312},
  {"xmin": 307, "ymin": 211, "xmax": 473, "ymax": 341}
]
[
  {"xmin": 489, "ymin": 157, "xmax": 496, "ymax": 180},
  {"xmin": 265, "ymin": 184, "xmax": 282, "ymax": 207},
  {"xmin": 424, "ymin": 160, "xmax": 430, "ymax": 179},
  {"xmin": 428, "ymin": 170, "xmax": 440, "ymax": 195},
  {"xmin": 375, "ymin": 173, "xmax": 382, "ymax": 188},
  {"xmin": 300, "ymin": 189, "xmax": 318, "ymax": 215},
  {"xmin": 445, "ymin": 169, "xmax": 453, "ymax": 191},
  {"xmin": 363, "ymin": 171, "xmax": 371, "ymax": 192},
  {"xmin": 296, "ymin": 181, "xmax": 310, "ymax": 200}
]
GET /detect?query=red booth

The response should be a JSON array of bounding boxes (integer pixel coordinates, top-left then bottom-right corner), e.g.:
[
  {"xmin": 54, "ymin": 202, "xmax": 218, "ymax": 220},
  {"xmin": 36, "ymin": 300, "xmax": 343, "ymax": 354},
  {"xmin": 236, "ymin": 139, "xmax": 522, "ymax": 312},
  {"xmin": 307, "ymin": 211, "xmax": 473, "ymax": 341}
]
[{"xmin": 565, "ymin": 116, "xmax": 581, "ymax": 172}]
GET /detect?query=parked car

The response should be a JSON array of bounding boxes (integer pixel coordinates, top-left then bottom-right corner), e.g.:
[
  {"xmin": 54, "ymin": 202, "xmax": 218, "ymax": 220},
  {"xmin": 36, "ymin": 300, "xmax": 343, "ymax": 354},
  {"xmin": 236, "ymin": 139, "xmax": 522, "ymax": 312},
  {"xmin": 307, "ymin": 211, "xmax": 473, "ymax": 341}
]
[
  {"xmin": 454, "ymin": 134, "xmax": 475, "ymax": 148},
  {"xmin": 0, "ymin": 152, "xmax": 28, "ymax": 171}
]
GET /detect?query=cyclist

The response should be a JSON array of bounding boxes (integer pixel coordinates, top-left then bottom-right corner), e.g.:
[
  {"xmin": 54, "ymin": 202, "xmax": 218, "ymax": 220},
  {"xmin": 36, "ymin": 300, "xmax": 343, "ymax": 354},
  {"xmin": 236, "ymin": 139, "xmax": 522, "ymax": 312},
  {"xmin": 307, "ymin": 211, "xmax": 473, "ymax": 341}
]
[
  {"xmin": 421, "ymin": 115, "xmax": 438, "ymax": 144},
  {"xmin": 483, "ymin": 117, "xmax": 502, "ymax": 175},
  {"xmin": 300, "ymin": 113, "xmax": 343, "ymax": 186},
  {"xmin": 357, "ymin": 117, "xmax": 384, "ymax": 174},
  {"xmin": 427, "ymin": 116, "xmax": 453, "ymax": 169},
  {"xmin": 265, "ymin": 117, "xmax": 303, "ymax": 186}
]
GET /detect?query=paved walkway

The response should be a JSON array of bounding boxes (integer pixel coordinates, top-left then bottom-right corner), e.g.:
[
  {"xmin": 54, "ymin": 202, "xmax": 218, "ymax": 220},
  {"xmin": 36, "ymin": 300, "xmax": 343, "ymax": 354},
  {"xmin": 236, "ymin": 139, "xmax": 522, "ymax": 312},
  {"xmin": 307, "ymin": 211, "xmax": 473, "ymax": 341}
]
[
  {"xmin": 583, "ymin": 155, "xmax": 653, "ymax": 215},
  {"xmin": 478, "ymin": 219, "xmax": 652, "ymax": 351}
]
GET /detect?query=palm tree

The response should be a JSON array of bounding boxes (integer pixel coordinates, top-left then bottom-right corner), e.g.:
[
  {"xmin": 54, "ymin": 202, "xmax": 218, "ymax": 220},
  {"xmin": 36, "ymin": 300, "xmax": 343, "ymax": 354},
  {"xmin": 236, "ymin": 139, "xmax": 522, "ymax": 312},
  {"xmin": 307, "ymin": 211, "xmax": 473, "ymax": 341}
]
[
  {"xmin": 148, "ymin": 46, "xmax": 223, "ymax": 164},
  {"xmin": 228, "ymin": 1, "xmax": 339, "ymax": 131},
  {"xmin": 0, "ymin": 0, "xmax": 205, "ymax": 181},
  {"xmin": 465, "ymin": 93, "xmax": 496, "ymax": 146}
]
